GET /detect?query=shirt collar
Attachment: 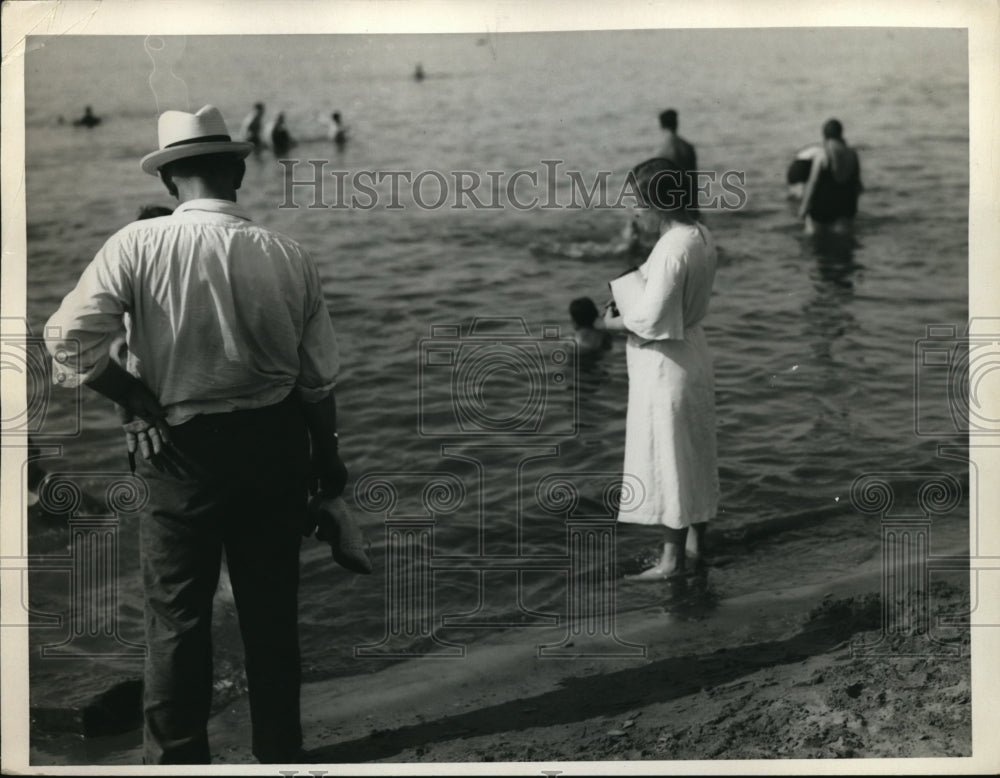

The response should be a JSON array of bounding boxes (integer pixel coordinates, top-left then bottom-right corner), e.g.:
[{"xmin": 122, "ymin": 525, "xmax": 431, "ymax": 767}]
[{"xmin": 174, "ymin": 199, "xmax": 252, "ymax": 221}]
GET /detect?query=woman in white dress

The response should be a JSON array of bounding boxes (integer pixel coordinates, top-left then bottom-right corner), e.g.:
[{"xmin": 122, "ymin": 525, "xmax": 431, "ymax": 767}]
[{"xmin": 604, "ymin": 157, "xmax": 720, "ymax": 580}]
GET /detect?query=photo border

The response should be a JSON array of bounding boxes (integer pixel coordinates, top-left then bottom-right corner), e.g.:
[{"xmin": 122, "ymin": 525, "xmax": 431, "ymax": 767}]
[{"xmin": 2, "ymin": 1, "xmax": 997, "ymax": 775}]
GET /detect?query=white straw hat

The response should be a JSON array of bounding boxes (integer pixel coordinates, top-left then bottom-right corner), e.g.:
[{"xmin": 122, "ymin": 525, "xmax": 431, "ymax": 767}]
[{"xmin": 140, "ymin": 105, "xmax": 253, "ymax": 176}]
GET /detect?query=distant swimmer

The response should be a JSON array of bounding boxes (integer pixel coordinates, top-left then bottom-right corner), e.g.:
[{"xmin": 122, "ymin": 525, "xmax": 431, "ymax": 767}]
[
  {"xmin": 657, "ymin": 109, "xmax": 696, "ymax": 173},
  {"xmin": 266, "ymin": 111, "xmax": 295, "ymax": 155},
  {"xmin": 414, "ymin": 63, "xmax": 425, "ymax": 81},
  {"xmin": 797, "ymin": 118, "xmax": 863, "ymax": 235},
  {"xmin": 569, "ymin": 297, "xmax": 612, "ymax": 355},
  {"xmin": 240, "ymin": 102, "xmax": 265, "ymax": 148},
  {"xmin": 73, "ymin": 106, "xmax": 101, "ymax": 128},
  {"xmin": 326, "ymin": 111, "xmax": 349, "ymax": 149}
]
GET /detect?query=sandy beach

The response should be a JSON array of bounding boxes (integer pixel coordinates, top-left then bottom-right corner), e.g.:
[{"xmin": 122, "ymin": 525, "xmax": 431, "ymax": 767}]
[{"xmin": 31, "ymin": 542, "xmax": 971, "ymax": 768}]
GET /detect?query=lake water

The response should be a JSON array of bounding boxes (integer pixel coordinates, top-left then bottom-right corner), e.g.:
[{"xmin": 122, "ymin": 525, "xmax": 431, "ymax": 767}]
[{"xmin": 19, "ymin": 29, "xmax": 970, "ymax": 751}]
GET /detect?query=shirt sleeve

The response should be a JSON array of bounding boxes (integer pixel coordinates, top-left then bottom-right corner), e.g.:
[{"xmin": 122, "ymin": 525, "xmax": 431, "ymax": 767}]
[
  {"xmin": 296, "ymin": 255, "xmax": 340, "ymax": 402},
  {"xmin": 44, "ymin": 235, "xmax": 133, "ymax": 388},
  {"xmin": 620, "ymin": 237, "xmax": 686, "ymax": 341}
]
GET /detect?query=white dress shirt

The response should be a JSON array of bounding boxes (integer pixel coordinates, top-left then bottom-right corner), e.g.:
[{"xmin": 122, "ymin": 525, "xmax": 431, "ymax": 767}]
[{"xmin": 46, "ymin": 199, "xmax": 340, "ymax": 425}]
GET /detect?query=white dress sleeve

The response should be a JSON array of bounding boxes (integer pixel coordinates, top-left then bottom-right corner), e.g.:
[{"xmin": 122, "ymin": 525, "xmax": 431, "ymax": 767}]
[{"xmin": 620, "ymin": 235, "xmax": 687, "ymax": 341}]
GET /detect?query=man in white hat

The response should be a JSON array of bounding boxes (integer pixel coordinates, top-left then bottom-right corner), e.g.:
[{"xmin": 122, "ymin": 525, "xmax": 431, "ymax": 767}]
[{"xmin": 45, "ymin": 105, "xmax": 353, "ymax": 764}]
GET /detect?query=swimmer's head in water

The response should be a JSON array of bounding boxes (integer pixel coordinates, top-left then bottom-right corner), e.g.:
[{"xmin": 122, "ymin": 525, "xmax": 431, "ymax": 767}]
[
  {"xmin": 823, "ymin": 118, "xmax": 844, "ymax": 140},
  {"xmin": 333, "ymin": 112, "xmax": 341, "ymax": 122},
  {"xmin": 631, "ymin": 157, "xmax": 691, "ymax": 215},
  {"xmin": 569, "ymin": 297, "xmax": 600, "ymax": 328},
  {"xmin": 659, "ymin": 109, "xmax": 678, "ymax": 131}
]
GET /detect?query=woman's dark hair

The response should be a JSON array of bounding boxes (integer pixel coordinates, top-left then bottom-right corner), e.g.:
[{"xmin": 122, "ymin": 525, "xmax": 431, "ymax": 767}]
[
  {"xmin": 569, "ymin": 297, "xmax": 600, "ymax": 328},
  {"xmin": 630, "ymin": 157, "xmax": 693, "ymax": 216}
]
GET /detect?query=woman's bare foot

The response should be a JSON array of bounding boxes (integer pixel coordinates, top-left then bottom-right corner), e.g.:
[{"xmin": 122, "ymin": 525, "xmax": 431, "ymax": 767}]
[
  {"xmin": 625, "ymin": 538, "xmax": 684, "ymax": 582},
  {"xmin": 624, "ymin": 564, "xmax": 686, "ymax": 582}
]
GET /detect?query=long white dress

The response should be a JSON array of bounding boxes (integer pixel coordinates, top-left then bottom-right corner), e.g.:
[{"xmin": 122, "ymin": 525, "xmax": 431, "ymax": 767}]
[{"xmin": 614, "ymin": 222, "xmax": 719, "ymax": 528}]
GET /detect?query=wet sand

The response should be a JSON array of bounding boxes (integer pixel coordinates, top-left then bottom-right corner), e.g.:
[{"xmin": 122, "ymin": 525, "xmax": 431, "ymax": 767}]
[{"xmin": 31, "ymin": 541, "xmax": 971, "ymax": 767}]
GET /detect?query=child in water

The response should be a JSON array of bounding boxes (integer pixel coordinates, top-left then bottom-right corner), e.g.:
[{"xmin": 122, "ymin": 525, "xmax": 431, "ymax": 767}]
[{"xmin": 569, "ymin": 297, "xmax": 612, "ymax": 354}]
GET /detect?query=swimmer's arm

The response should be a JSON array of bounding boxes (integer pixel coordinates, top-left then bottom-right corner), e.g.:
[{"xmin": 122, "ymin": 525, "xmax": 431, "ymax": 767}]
[{"xmin": 797, "ymin": 149, "xmax": 824, "ymax": 219}]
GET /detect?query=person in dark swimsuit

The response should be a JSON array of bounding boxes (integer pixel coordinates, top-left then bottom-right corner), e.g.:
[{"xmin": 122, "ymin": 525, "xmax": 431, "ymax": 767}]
[
  {"xmin": 798, "ymin": 118, "xmax": 863, "ymax": 234},
  {"xmin": 657, "ymin": 109, "xmax": 697, "ymax": 174},
  {"xmin": 267, "ymin": 112, "xmax": 295, "ymax": 155}
]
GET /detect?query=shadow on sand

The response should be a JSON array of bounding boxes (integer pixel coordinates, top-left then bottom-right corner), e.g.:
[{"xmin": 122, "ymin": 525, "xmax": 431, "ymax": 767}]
[{"xmin": 305, "ymin": 597, "xmax": 879, "ymax": 763}]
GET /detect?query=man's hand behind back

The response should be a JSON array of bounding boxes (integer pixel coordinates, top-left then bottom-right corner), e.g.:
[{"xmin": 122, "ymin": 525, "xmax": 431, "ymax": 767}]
[{"xmin": 90, "ymin": 360, "xmax": 171, "ymax": 460}]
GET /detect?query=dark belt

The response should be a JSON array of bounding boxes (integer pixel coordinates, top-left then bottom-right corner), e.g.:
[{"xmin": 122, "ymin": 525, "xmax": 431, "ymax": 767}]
[{"xmin": 176, "ymin": 392, "xmax": 300, "ymax": 434}]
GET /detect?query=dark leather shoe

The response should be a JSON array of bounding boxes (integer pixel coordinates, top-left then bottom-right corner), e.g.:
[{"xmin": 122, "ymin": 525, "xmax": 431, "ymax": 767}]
[{"xmin": 308, "ymin": 494, "xmax": 373, "ymax": 574}]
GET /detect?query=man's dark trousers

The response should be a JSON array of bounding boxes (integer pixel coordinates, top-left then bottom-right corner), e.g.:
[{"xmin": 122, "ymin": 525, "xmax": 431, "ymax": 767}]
[{"xmin": 138, "ymin": 395, "xmax": 309, "ymax": 764}]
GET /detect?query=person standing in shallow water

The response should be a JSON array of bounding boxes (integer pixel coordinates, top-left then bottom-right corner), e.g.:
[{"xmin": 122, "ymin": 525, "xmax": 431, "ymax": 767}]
[
  {"xmin": 326, "ymin": 111, "xmax": 349, "ymax": 150},
  {"xmin": 240, "ymin": 102, "xmax": 265, "ymax": 148},
  {"xmin": 657, "ymin": 108, "xmax": 697, "ymax": 174},
  {"xmin": 797, "ymin": 118, "xmax": 863, "ymax": 235},
  {"xmin": 624, "ymin": 109, "xmax": 700, "ymax": 253},
  {"xmin": 267, "ymin": 111, "xmax": 295, "ymax": 155},
  {"xmin": 604, "ymin": 157, "xmax": 720, "ymax": 581}
]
